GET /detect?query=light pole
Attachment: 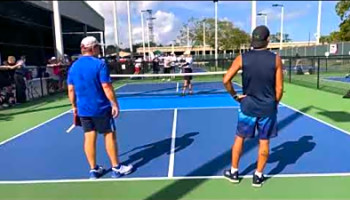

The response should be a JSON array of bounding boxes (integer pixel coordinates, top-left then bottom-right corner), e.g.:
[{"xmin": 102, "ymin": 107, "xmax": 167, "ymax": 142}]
[
  {"xmin": 141, "ymin": 10, "xmax": 151, "ymax": 60},
  {"xmin": 257, "ymin": 12, "xmax": 267, "ymax": 26},
  {"xmin": 272, "ymin": 4, "xmax": 284, "ymax": 50},
  {"xmin": 203, "ymin": 21, "xmax": 206, "ymax": 55},
  {"xmin": 127, "ymin": 1, "xmax": 133, "ymax": 59},
  {"xmin": 113, "ymin": 1, "xmax": 119, "ymax": 60},
  {"xmin": 251, "ymin": 1, "xmax": 257, "ymax": 34},
  {"xmin": 146, "ymin": 10, "xmax": 154, "ymax": 60},
  {"xmin": 316, "ymin": 0, "xmax": 322, "ymax": 45},
  {"xmin": 214, "ymin": 0, "xmax": 218, "ymax": 65}
]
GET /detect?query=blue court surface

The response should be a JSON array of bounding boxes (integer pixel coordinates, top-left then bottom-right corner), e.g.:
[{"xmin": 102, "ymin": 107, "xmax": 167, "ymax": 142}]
[
  {"xmin": 1, "ymin": 81, "xmax": 350, "ymax": 182},
  {"xmin": 324, "ymin": 77, "xmax": 350, "ymax": 83}
]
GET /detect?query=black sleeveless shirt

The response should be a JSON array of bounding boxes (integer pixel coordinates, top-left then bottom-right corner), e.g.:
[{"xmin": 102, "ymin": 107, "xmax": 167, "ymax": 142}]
[{"xmin": 240, "ymin": 50, "xmax": 277, "ymax": 117}]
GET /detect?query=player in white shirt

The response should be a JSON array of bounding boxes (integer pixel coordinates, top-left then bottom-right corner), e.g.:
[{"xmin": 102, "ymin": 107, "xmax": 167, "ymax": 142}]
[
  {"xmin": 181, "ymin": 53, "xmax": 193, "ymax": 95},
  {"xmin": 162, "ymin": 54, "xmax": 172, "ymax": 81}
]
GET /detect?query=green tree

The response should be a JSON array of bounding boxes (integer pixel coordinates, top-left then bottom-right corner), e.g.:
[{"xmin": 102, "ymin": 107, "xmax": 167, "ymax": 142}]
[
  {"xmin": 269, "ymin": 32, "xmax": 292, "ymax": 43},
  {"xmin": 177, "ymin": 18, "xmax": 250, "ymax": 50},
  {"xmin": 322, "ymin": 0, "xmax": 350, "ymax": 42},
  {"xmin": 106, "ymin": 45, "xmax": 118, "ymax": 55}
]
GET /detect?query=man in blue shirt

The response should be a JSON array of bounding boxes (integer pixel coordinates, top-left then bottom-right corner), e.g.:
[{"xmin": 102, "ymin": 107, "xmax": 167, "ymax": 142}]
[
  {"xmin": 67, "ymin": 36, "xmax": 133, "ymax": 179},
  {"xmin": 222, "ymin": 26, "xmax": 284, "ymax": 187}
]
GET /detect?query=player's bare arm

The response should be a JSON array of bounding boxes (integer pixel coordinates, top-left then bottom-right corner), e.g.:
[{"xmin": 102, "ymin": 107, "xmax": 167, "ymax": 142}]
[
  {"xmin": 223, "ymin": 55, "xmax": 246, "ymax": 101},
  {"xmin": 102, "ymin": 83, "xmax": 119, "ymax": 118},
  {"xmin": 275, "ymin": 54, "xmax": 284, "ymax": 102}
]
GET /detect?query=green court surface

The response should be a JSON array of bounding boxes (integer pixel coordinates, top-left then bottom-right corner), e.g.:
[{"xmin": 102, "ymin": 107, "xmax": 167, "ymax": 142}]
[{"xmin": 1, "ymin": 82, "xmax": 350, "ymax": 200}]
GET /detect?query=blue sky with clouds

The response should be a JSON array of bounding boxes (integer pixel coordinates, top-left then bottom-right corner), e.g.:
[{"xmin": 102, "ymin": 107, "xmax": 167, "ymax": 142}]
[{"xmin": 87, "ymin": 1, "xmax": 342, "ymax": 46}]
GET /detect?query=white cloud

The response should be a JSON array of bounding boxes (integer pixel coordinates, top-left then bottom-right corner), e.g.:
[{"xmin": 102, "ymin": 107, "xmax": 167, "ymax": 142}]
[
  {"xmin": 86, "ymin": 1, "xmax": 180, "ymax": 47},
  {"xmin": 153, "ymin": 10, "xmax": 182, "ymax": 45},
  {"xmin": 259, "ymin": 7, "xmax": 310, "ymax": 22}
]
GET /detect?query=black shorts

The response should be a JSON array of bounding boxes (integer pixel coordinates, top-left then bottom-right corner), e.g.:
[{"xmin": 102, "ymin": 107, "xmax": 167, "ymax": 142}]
[
  {"xmin": 183, "ymin": 68, "xmax": 193, "ymax": 81},
  {"xmin": 80, "ymin": 114, "xmax": 115, "ymax": 134},
  {"xmin": 164, "ymin": 68, "xmax": 171, "ymax": 74}
]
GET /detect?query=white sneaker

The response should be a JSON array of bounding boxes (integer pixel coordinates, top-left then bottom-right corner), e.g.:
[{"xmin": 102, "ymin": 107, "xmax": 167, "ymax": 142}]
[
  {"xmin": 167, "ymin": 78, "xmax": 171, "ymax": 82},
  {"xmin": 111, "ymin": 164, "xmax": 133, "ymax": 178}
]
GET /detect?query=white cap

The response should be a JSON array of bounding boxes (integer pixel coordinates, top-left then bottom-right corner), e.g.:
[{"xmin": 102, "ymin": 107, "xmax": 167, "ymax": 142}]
[{"xmin": 80, "ymin": 36, "xmax": 100, "ymax": 48}]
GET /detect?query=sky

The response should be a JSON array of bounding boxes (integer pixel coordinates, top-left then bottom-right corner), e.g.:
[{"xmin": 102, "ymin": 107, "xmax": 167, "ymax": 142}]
[{"xmin": 86, "ymin": 1, "xmax": 341, "ymax": 48}]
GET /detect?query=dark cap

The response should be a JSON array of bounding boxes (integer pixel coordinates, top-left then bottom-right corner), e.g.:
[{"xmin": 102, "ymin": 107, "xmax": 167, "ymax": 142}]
[{"xmin": 251, "ymin": 25, "xmax": 270, "ymax": 49}]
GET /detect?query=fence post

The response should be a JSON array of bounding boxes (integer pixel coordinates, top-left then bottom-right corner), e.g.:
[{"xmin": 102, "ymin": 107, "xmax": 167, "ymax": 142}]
[
  {"xmin": 317, "ymin": 57, "xmax": 320, "ymax": 89},
  {"xmin": 289, "ymin": 57, "xmax": 292, "ymax": 83}
]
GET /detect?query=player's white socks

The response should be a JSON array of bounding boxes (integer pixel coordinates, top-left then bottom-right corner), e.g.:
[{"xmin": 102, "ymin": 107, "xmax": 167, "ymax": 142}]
[
  {"xmin": 255, "ymin": 171, "xmax": 263, "ymax": 178},
  {"xmin": 231, "ymin": 167, "xmax": 238, "ymax": 174}
]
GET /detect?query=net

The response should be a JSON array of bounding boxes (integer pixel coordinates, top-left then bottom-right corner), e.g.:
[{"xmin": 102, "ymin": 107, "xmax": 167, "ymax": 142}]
[{"xmin": 110, "ymin": 71, "xmax": 242, "ymax": 98}]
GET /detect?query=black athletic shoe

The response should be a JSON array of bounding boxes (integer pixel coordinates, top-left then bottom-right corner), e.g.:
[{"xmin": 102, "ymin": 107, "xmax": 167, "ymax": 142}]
[
  {"xmin": 223, "ymin": 169, "xmax": 240, "ymax": 183},
  {"xmin": 252, "ymin": 174, "xmax": 265, "ymax": 187}
]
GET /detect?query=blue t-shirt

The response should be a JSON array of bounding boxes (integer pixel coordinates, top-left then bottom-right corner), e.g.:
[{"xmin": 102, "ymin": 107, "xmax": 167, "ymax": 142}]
[{"xmin": 67, "ymin": 56, "xmax": 111, "ymax": 117}]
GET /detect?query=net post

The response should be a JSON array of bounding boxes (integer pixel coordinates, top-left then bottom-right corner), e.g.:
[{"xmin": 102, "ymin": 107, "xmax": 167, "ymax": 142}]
[{"xmin": 317, "ymin": 57, "xmax": 320, "ymax": 89}]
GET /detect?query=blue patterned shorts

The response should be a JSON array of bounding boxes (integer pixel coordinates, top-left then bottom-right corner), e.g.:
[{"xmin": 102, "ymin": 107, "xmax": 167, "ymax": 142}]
[{"xmin": 236, "ymin": 109, "xmax": 277, "ymax": 140}]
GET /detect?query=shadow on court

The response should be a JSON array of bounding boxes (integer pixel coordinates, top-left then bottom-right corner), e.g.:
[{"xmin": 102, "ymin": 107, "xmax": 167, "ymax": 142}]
[
  {"xmin": 297, "ymin": 105, "xmax": 350, "ymax": 123},
  {"xmin": 318, "ymin": 111, "xmax": 350, "ymax": 122},
  {"xmin": 121, "ymin": 132, "xmax": 199, "ymax": 172},
  {"xmin": 241, "ymin": 136, "xmax": 316, "ymax": 176},
  {"xmin": 143, "ymin": 106, "xmax": 311, "ymax": 200}
]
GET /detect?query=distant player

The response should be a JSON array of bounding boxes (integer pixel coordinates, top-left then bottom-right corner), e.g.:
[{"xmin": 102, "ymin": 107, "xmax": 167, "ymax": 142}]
[
  {"xmin": 222, "ymin": 26, "xmax": 284, "ymax": 187},
  {"xmin": 67, "ymin": 36, "xmax": 133, "ymax": 179},
  {"xmin": 162, "ymin": 54, "xmax": 172, "ymax": 82},
  {"xmin": 181, "ymin": 52, "xmax": 193, "ymax": 96}
]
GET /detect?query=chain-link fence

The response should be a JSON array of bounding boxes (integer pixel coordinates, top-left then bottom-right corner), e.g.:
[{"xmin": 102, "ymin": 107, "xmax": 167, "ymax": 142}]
[
  {"xmin": 193, "ymin": 54, "xmax": 350, "ymax": 96},
  {"xmin": 282, "ymin": 55, "xmax": 350, "ymax": 95}
]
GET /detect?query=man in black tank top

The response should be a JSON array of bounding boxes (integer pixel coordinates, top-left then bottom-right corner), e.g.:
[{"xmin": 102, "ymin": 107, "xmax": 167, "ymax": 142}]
[{"xmin": 222, "ymin": 26, "xmax": 284, "ymax": 187}]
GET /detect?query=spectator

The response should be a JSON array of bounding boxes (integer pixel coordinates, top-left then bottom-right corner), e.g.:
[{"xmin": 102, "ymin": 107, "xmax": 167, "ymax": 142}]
[
  {"xmin": 162, "ymin": 54, "xmax": 172, "ymax": 82},
  {"xmin": 13, "ymin": 56, "xmax": 27, "ymax": 103},
  {"xmin": 170, "ymin": 53, "xmax": 177, "ymax": 73},
  {"xmin": 134, "ymin": 57, "xmax": 142, "ymax": 75},
  {"xmin": 47, "ymin": 57, "xmax": 64, "ymax": 91},
  {"xmin": 152, "ymin": 56, "xmax": 160, "ymax": 74},
  {"xmin": 0, "ymin": 57, "xmax": 22, "ymax": 107}
]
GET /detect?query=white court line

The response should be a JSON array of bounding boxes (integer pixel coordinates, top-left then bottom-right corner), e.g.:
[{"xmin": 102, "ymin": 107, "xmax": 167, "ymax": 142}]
[
  {"xmin": 168, "ymin": 109, "xmax": 178, "ymax": 178},
  {"xmin": 0, "ymin": 110, "xmax": 71, "ymax": 146},
  {"xmin": 0, "ymin": 84, "xmax": 127, "ymax": 147},
  {"xmin": 280, "ymin": 103, "xmax": 350, "ymax": 136},
  {"xmin": 120, "ymin": 105, "xmax": 286, "ymax": 112},
  {"xmin": 121, "ymin": 106, "xmax": 240, "ymax": 112},
  {"xmin": 2, "ymin": 172, "xmax": 350, "ymax": 185},
  {"xmin": 176, "ymin": 82, "xmax": 179, "ymax": 93}
]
